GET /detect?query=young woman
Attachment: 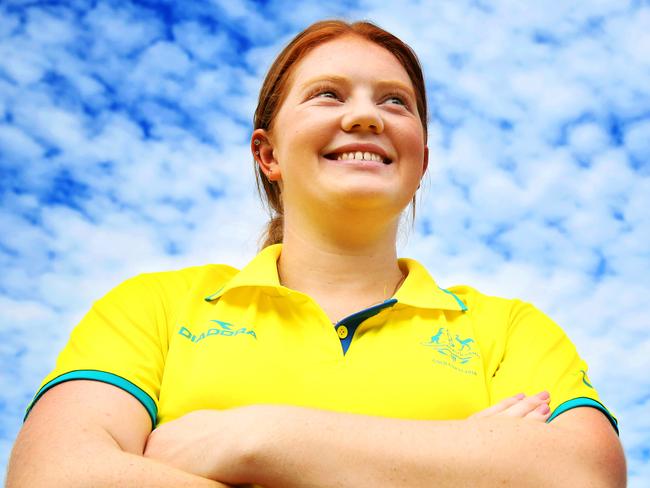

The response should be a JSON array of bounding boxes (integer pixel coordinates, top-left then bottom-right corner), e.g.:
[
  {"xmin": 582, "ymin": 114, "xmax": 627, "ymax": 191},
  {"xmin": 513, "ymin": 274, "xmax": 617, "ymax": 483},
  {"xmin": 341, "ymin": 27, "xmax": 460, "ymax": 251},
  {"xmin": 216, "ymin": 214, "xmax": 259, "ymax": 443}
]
[{"xmin": 7, "ymin": 20, "xmax": 625, "ymax": 487}]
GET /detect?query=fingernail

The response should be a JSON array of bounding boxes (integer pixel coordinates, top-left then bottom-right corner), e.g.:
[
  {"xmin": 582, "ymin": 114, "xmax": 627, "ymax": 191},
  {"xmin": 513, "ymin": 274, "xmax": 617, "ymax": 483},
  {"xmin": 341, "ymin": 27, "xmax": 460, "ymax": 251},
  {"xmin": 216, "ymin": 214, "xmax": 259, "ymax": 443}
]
[
  {"xmin": 537, "ymin": 390, "xmax": 550, "ymax": 400},
  {"xmin": 537, "ymin": 403, "xmax": 550, "ymax": 414},
  {"xmin": 514, "ymin": 393, "xmax": 525, "ymax": 400}
]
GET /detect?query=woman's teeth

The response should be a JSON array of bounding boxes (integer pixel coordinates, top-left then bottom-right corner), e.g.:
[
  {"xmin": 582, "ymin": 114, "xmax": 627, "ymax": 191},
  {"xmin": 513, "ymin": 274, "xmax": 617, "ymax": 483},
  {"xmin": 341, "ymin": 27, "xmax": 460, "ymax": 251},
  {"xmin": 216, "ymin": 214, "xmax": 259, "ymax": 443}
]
[{"xmin": 336, "ymin": 151, "xmax": 385, "ymax": 163}]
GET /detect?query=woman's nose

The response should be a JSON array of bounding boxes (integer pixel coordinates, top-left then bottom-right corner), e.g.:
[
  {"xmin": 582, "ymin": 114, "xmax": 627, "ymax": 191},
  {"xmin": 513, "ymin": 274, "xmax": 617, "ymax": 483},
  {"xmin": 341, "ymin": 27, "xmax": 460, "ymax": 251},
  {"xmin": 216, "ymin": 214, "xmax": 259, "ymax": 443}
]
[{"xmin": 341, "ymin": 99, "xmax": 384, "ymax": 133}]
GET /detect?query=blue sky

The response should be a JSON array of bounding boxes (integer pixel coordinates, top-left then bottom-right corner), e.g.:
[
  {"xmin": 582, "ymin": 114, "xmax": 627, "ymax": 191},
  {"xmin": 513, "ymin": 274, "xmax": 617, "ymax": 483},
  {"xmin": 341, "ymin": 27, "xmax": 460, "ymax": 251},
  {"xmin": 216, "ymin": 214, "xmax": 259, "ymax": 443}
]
[{"xmin": 1, "ymin": 0, "xmax": 649, "ymax": 484}]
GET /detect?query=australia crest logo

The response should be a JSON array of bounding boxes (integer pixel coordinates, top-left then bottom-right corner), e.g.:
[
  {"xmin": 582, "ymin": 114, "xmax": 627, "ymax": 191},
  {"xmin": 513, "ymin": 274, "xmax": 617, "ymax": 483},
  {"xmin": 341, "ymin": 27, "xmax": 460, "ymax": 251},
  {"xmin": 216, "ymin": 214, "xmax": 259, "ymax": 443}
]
[{"xmin": 421, "ymin": 327, "xmax": 480, "ymax": 365}]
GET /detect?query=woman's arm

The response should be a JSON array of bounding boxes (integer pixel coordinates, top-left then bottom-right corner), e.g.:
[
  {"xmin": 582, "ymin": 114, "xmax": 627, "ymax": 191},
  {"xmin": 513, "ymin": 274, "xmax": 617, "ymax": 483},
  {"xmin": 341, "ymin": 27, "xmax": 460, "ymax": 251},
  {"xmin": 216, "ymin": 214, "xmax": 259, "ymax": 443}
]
[
  {"xmin": 243, "ymin": 403, "xmax": 625, "ymax": 488},
  {"xmin": 6, "ymin": 380, "xmax": 232, "ymax": 488},
  {"xmin": 143, "ymin": 393, "xmax": 625, "ymax": 487}
]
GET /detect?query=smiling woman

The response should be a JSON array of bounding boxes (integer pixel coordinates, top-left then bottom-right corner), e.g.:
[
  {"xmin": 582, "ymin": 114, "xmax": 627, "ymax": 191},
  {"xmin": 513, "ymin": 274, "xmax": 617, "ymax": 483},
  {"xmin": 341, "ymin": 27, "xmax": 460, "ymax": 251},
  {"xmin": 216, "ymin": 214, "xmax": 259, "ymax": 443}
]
[{"xmin": 6, "ymin": 19, "xmax": 625, "ymax": 488}]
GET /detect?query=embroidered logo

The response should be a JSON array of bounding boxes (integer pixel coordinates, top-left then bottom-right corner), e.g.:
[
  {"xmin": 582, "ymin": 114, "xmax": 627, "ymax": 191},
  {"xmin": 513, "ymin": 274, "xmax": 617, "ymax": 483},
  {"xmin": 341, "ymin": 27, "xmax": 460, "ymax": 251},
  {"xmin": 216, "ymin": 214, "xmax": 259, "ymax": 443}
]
[
  {"xmin": 421, "ymin": 327, "xmax": 480, "ymax": 375},
  {"xmin": 178, "ymin": 319, "xmax": 257, "ymax": 344}
]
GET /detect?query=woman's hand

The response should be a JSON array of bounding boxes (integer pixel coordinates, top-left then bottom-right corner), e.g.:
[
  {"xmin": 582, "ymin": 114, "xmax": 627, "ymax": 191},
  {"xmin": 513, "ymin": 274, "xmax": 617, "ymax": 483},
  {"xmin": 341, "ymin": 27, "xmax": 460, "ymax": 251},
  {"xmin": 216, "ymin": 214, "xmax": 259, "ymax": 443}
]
[
  {"xmin": 143, "ymin": 407, "xmax": 259, "ymax": 485},
  {"xmin": 469, "ymin": 391, "xmax": 551, "ymax": 422}
]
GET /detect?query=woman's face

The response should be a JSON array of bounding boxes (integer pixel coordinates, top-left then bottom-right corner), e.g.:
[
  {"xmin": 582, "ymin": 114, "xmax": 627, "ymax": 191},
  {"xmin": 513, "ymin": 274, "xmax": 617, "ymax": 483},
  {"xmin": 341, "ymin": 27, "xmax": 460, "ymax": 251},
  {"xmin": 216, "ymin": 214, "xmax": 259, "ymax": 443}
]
[{"xmin": 261, "ymin": 35, "xmax": 428, "ymax": 216}]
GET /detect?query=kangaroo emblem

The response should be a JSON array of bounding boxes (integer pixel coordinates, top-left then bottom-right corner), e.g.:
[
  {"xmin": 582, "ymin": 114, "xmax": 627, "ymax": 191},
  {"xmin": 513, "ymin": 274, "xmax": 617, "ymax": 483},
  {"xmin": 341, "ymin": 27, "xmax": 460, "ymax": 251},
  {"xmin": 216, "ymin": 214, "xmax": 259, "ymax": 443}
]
[
  {"xmin": 430, "ymin": 328, "xmax": 444, "ymax": 344},
  {"xmin": 455, "ymin": 335, "xmax": 475, "ymax": 352},
  {"xmin": 421, "ymin": 327, "xmax": 480, "ymax": 366}
]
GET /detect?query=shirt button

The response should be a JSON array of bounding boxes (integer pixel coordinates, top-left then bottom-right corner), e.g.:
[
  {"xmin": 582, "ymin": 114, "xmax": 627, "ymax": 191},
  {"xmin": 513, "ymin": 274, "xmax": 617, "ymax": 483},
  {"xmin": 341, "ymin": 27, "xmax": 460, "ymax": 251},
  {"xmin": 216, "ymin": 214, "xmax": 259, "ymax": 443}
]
[{"xmin": 336, "ymin": 325, "xmax": 348, "ymax": 339}]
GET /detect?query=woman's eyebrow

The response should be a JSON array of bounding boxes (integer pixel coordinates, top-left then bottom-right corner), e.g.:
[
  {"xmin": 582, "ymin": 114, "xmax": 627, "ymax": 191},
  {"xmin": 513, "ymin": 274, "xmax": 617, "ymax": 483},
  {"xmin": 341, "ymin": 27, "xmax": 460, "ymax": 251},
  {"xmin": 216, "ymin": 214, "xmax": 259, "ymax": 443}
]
[
  {"xmin": 299, "ymin": 75, "xmax": 348, "ymax": 91},
  {"xmin": 299, "ymin": 75, "xmax": 415, "ymax": 97},
  {"xmin": 375, "ymin": 80, "xmax": 415, "ymax": 98}
]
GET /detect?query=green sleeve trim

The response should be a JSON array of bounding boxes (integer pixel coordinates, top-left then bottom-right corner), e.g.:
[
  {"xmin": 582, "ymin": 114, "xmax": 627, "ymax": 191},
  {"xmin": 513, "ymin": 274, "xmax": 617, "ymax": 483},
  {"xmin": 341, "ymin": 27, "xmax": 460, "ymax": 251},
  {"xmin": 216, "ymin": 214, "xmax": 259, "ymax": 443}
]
[
  {"xmin": 24, "ymin": 370, "xmax": 158, "ymax": 429},
  {"xmin": 547, "ymin": 397, "xmax": 619, "ymax": 435}
]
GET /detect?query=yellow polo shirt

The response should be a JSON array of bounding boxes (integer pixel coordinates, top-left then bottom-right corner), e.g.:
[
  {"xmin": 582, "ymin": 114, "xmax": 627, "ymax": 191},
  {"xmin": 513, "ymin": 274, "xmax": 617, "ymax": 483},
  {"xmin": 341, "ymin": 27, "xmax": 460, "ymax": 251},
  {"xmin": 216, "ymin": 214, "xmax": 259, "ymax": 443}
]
[{"xmin": 26, "ymin": 244, "xmax": 618, "ymax": 435}]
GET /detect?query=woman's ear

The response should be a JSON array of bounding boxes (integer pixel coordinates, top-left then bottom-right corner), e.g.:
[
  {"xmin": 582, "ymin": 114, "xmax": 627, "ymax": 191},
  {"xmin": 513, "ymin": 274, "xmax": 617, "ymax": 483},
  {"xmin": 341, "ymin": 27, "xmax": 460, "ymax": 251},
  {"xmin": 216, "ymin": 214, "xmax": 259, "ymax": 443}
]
[{"xmin": 251, "ymin": 129, "xmax": 281, "ymax": 181}]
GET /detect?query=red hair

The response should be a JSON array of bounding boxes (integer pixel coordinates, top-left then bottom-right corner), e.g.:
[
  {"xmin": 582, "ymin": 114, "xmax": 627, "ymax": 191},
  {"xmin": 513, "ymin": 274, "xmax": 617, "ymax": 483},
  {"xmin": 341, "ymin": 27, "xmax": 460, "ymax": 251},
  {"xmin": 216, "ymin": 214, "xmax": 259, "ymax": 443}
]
[{"xmin": 253, "ymin": 20, "xmax": 428, "ymax": 248}]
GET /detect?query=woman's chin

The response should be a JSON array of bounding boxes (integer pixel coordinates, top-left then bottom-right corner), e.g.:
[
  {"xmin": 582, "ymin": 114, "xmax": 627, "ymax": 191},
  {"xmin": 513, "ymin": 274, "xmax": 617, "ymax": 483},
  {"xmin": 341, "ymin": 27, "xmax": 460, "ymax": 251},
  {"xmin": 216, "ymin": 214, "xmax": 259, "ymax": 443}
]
[{"xmin": 317, "ymin": 183, "xmax": 409, "ymax": 212}]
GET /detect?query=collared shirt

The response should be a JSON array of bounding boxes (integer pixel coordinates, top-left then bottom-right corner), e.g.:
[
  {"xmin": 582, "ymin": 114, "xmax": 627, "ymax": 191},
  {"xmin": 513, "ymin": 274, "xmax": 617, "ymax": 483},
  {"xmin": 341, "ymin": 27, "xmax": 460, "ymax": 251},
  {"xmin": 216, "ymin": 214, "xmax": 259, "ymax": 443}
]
[{"xmin": 26, "ymin": 244, "xmax": 618, "ymax": 433}]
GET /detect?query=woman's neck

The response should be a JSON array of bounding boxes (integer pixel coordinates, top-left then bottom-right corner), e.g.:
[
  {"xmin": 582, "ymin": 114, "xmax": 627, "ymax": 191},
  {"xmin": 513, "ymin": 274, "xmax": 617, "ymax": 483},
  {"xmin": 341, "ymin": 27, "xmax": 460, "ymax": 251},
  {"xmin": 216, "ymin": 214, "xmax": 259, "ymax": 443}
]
[{"xmin": 277, "ymin": 217, "xmax": 405, "ymax": 313}]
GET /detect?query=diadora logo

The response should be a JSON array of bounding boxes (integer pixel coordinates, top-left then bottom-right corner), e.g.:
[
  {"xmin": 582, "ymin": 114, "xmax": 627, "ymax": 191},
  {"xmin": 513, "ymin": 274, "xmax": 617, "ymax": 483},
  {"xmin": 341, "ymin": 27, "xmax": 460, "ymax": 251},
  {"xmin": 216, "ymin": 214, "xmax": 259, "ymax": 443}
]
[
  {"xmin": 421, "ymin": 327, "xmax": 480, "ymax": 375},
  {"xmin": 178, "ymin": 319, "xmax": 257, "ymax": 344}
]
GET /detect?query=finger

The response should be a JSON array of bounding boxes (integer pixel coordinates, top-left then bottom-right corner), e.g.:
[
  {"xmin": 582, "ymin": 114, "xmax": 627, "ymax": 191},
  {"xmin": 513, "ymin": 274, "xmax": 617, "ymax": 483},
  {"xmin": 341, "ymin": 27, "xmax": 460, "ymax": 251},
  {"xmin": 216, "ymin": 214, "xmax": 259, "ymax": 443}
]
[
  {"xmin": 497, "ymin": 391, "xmax": 550, "ymax": 418},
  {"xmin": 469, "ymin": 393, "xmax": 525, "ymax": 419},
  {"xmin": 523, "ymin": 402, "xmax": 552, "ymax": 422}
]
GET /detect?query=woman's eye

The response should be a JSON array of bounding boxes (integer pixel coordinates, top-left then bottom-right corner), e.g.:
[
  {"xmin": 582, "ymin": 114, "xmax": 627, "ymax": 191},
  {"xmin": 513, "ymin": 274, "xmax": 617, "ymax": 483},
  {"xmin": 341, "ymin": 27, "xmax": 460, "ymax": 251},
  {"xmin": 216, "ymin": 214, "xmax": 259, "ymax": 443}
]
[
  {"xmin": 385, "ymin": 95, "xmax": 407, "ymax": 106},
  {"xmin": 315, "ymin": 90, "xmax": 339, "ymax": 99}
]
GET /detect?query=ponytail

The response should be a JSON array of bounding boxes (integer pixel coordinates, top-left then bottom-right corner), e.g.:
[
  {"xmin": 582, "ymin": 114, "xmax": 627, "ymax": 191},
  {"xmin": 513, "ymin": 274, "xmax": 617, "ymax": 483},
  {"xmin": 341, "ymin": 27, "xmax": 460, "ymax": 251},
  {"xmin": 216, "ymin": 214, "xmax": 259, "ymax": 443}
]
[{"xmin": 260, "ymin": 214, "xmax": 284, "ymax": 248}]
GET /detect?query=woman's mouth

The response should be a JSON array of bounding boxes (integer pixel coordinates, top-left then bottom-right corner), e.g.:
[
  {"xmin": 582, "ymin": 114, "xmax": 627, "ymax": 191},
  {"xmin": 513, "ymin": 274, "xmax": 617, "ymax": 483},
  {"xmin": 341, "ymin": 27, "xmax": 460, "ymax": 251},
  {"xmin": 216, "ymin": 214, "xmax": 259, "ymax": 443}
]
[{"xmin": 323, "ymin": 151, "xmax": 392, "ymax": 165}]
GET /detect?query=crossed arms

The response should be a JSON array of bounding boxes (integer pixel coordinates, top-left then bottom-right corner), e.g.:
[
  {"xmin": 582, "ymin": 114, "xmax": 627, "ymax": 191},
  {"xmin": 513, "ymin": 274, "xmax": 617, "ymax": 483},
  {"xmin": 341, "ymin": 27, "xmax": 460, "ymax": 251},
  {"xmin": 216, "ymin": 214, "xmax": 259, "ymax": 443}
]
[{"xmin": 6, "ymin": 380, "xmax": 626, "ymax": 487}]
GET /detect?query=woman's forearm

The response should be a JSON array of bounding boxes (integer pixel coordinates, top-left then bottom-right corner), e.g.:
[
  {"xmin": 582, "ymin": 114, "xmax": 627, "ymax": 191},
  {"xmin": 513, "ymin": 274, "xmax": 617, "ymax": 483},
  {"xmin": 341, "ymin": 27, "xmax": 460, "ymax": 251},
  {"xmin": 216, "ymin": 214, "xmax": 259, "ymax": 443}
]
[
  {"xmin": 243, "ymin": 406, "xmax": 622, "ymax": 488},
  {"xmin": 6, "ymin": 421, "xmax": 231, "ymax": 488}
]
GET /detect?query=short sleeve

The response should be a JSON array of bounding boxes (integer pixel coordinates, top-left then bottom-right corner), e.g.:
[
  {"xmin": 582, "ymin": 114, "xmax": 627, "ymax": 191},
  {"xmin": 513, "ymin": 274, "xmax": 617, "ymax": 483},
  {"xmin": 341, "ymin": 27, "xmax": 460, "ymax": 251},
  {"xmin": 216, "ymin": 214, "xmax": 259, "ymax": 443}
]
[
  {"xmin": 488, "ymin": 300, "xmax": 618, "ymax": 434},
  {"xmin": 24, "ymin": 274, "xmax": 172, "ymax": 428}
]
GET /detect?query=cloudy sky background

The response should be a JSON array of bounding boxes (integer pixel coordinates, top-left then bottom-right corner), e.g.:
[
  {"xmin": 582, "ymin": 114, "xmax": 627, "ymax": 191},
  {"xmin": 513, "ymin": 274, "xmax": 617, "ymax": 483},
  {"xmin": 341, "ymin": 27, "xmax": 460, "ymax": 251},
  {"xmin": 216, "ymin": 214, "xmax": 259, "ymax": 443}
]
[{"xmin": 0, "ymin": 0, "xmax": 648, "ymax": 484}]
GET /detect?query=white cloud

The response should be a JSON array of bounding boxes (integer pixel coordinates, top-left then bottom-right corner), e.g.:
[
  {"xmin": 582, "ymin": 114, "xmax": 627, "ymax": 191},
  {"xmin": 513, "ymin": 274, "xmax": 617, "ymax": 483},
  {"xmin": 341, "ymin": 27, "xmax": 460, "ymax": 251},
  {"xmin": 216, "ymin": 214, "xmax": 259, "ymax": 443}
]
[
  {"xmin": 0, "ymin": 6, "xmax": 19, "ymax": 37},
  {"xmin": 83, "ymin": 2, "xmax": 163, "ymax": 56},
  {"xmin": 134, "ymin": 41, "xmax": 192, "ymax": 79},
  {"xmin": 0, "ymin": 38, "xmax": 49, "ymax": 85},
  {"xmin": 24, "ymin": 7, "xmax": 76, "ymax": 45},
  {"xmin": 568, "ymin": 122, "xmax": 610, "ymax": 158},
  {"xmin": 0, "ymin": 124, "xmax": 43, "ymax": 160},
  {"xmin": 208, "ymin": 0, "xmax": 252, "ymax": 19},
  {"xmin": 13, "ymin": 101, "xmax": 87, "ymax": 150},
  {"xmin": 612, "ymin": 7, "xmax": 650, "ymax": 68},
  {"xmin": 625, "ymin": 118, "xmax": 650, "ymax": 165},
  {"xmin": 173, "ymin": 21, "xmax": 232, "ymax": 64}
]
